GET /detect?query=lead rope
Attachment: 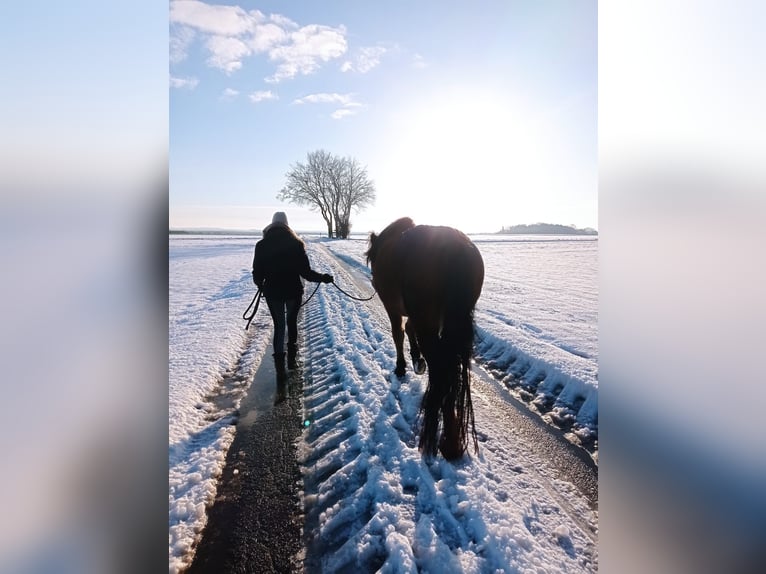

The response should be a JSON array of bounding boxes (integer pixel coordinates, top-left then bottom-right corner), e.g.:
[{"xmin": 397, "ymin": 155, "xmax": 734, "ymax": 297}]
[
  {"xmin": 242, "ymin": 289, "xmax": 262, "ymax": 331},
  {"xmin": 331, "ymin": 281, "xmax": 376, "ymax": 301},
  {"xmin": 241, "ymin": 282, "xmax": 324, "ymax": 331},
  {"xmin": 243, "ymin": 279, "xmax": 376, "ymax": 330},
  {"xmin": 299, "ymin": 281, "xmax": 321, "ymax": 307}
]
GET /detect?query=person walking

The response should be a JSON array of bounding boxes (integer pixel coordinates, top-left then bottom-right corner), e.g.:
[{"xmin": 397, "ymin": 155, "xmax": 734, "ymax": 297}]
[{"xmin": 252, "ymin": 212, "xmax": 333, "ymax": 381}]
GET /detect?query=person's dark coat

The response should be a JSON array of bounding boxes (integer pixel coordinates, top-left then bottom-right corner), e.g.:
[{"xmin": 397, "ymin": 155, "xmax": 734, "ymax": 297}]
[{"xmin": 252, "ymin": 224, "xmax": 326, "ymax": 299}]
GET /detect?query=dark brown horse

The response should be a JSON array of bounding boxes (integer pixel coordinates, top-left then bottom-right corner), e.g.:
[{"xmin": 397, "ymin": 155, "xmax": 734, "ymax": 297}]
[{"xmin": 366, "ymin": 217, "xmax": 485, "ymax": 460}]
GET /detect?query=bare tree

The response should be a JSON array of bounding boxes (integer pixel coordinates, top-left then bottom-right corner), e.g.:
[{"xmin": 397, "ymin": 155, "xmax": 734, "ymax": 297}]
[
  {"xmin": 331, "ymin": 156, "xmax": 375, "ymax": 238},
  {"xmin": 277, "ymin": 150, "xmax": 376, "ymax": 238},
  {"xmin": 277, "ymin": 150, "xmax": 335, "ymax": 237}
]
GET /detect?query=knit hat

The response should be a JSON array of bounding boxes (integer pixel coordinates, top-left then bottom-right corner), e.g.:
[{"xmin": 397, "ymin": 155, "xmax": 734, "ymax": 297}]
[{"xmin": 262, "ymin": 211, "xmax": 289, "ymax": 235}]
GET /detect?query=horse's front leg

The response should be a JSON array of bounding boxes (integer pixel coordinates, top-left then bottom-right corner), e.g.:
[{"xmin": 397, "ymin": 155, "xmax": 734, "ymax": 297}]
[
  {"xmin": 388, "ymin": 312, "xmax": 407, "ymax": 377},
  {"xmin": 405, "ymin": 318, "xmax": 426, "ymax": 374}
]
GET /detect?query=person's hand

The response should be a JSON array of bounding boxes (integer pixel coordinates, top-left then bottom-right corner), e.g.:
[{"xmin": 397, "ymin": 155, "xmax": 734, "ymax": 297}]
[{"xmin": 322, "ymin": 273, "xmax": 334, "ymax": 284}]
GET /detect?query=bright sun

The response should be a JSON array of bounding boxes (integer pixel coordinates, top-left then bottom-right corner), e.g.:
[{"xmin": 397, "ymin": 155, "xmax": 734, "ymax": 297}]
[{"xmin": 373, "ymin": 89, "xmax": 560, "ymax": 233}]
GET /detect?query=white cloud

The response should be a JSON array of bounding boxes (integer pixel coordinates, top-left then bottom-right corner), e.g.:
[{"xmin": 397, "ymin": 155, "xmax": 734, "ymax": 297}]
[
  {"xmin": 294, "ymin": 92, "xmax": 363, "ymax": 120},
  {"xmin": 246, "ymin": 21, "xmax": 289, "ymax": 53},
  {"xmin": 268, "ymin": 14, "xmax": 299, "ymax": 31},
  {"xmin": 341, "ymin": 46, "xmax": 386, "ymax": 73},
  {"xmin": 331, "ymin": 108, "xmax": 358, "ymax": 120},
  {"xmin": 204, "ymin": 35, "xmax": 251, "ymax": 73},
  {"xmin": 220, "ymin": 88, "xmax": 239, "ymax": 101},
  {"xmin": 293, "ymin": 93, "xmax": 354, "ymax": 106},
  {"xmin": 249, "ymin": 90, "xmax": 277, "ymax": 103},
  {"xmin": 170, "ymin": 26, "xmax": 196, "ymax": 64},
  {"xmin": 266, "ymin": 24, "xmax": 347, "ymax": 82},
  {"xmin": 170, "ymin": 76, "xmax": 199, "ymax": 89},
  {"xmin": 412, "ymin": 53, "xmax": 427, "ymax": 69},
  {"xmin": 170, "ymin": 1, "xmax": 347, "ymax": 80},
  {"xmin": 170, "ymin": 0, "xmax": 258, "ymax": 37}
]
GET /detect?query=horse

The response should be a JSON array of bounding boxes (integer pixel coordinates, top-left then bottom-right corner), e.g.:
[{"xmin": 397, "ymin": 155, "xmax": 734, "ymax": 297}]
[{"xmin": 366, "ymin": 217, "xmax": 485, "ymax": 460}]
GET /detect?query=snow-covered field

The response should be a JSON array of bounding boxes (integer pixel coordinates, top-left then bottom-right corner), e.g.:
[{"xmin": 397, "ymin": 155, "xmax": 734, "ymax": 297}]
[{"xmin": 169, "ymin": 232, "xmax": 598, "ymax": 573}]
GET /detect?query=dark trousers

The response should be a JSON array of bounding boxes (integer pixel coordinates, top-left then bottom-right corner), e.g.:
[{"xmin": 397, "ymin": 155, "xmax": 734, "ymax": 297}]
[{"xmin": 265, "ymin": 296, "xmax": 299, "ymax": 354}]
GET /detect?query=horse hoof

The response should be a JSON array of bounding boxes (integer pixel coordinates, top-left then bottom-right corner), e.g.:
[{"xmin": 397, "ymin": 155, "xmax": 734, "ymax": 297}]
[
  {"xmin": 439, "ymin": 441, "xmax": 465, "ymax": 462},
  {"xmin": 414, "ymin": 359, "xmax": 426, "ymax": 375},
  {"xmin": 394, "ymin": 365, "xmax": 406, "ymax": 378},
  {"xmin": 439, "ymin": 430, "xmax": 465, "ymax": 461}
]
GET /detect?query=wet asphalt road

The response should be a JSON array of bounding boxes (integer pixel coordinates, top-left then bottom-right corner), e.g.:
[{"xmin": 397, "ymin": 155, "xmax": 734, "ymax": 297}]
[{"xmin": 186, "ymin": 356, "xmax": 305, "ymax": 574}]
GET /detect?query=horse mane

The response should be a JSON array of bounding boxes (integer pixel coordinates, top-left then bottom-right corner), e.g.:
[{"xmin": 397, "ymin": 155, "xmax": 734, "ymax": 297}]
[{"xmin": 366, "ymin": 217, "xmax": 415, "ymax": 265}]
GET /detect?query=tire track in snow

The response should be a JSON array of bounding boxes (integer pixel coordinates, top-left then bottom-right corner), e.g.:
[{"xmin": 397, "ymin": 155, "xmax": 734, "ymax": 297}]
[
  {"xmin": 301, "ymin": 246, "xmax": 398, "ymax": 571},
  {"xmin": 475, "ymin": 324, "xmax": 599, "ymax": 459},
  {"xmin": 298, "ymin": 244, "xmax": 598, "ymax": 572}
]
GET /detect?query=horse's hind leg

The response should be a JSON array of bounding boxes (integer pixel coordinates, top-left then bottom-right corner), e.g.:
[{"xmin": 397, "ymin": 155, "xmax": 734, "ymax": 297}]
[
  {"xmin": 439, "ymin": 396, "xmax": 465, "ymax": 461},
  {"xmin": 405, "ymin": 318, "xmax": 426, "ymax": 374},
  {"xmin": 388, "ymin": 312, "xmax": 407, "ymax": 377},
  {"xmin": 423, "ymin": 336, "xmax": 467, "ymax": 461},
  {"xmin": 416, "ymin": 330, "xmax": 443, "ymax": 456}
]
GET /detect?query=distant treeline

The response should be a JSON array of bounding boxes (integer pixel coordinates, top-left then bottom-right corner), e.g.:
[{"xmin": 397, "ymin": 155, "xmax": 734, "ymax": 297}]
[
  {"xmin": 498, "ymin": 223, "xmax": 598, "ymax": 235},
  {"xmin": 169, "ymin": 229, "xmax": 261, "ymax": 236}
]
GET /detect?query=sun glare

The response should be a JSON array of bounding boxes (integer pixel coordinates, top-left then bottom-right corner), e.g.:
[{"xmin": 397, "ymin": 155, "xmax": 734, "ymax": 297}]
[{"xmin": 375, "ymin": 90, "xmax": 560, "ymax": 233}]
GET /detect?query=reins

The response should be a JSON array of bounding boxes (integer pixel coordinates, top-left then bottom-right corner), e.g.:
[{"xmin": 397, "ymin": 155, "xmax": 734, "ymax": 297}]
[{"xmin": 243, "ymin": 280, "xmax": 375, "ymax": 330}]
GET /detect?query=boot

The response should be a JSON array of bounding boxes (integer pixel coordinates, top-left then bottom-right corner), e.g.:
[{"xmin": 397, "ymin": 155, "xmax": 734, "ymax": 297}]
[
  {"xmin": 273, "ymin": 352, "xmax": 287, "ymax": 382},
  {"xmin": 287, "ymin": 344, "xmax": 299, "ymax": 370}
]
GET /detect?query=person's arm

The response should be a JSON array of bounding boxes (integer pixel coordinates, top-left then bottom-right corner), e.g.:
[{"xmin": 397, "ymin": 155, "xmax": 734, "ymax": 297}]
[
  {"xmin": 298, "ymin": 248, "xmax": 333, "ymax": 283},
  {"xmin": 252, "ymin": 246, "xmax": 265, "ymax": 288}
]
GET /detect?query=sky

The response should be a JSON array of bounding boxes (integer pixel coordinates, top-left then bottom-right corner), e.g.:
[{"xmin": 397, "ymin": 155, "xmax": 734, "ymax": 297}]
[
  {"xmin": 169, "ymin": 1, "xmax": 597, "ymax": 234},
  {"xmin": 169, "ymin": 234, "xmax": 598, "ymax": 572}
]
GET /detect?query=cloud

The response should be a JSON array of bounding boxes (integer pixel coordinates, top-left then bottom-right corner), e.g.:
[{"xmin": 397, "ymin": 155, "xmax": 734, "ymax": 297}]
[
  {"xmin": 293, "ymin": 93, "xmax": 354, "ymax": 106},
  {"xmin": 340, "ymin": 46, "xmax": 386, "ymax": 73},
  {"xmin": 205, "ymin": 35, "xmax": 251, "ymax": 73},
  {"xmin": 170, "ymin": 0, "xmax": 257, "ymax": 37},
  {"xmin": 248, "ymin": 90, "xmax": 277, "ymax": 103},
  {"xmin": 170, "ymin": 76, "xmax": 199, "ymax": 90},
  {"xmin": 170, "ymin": 26, "xmax": 196, "ymax": 64},
  {"xmin": 412, "ymin": 53, "xmax": 427, "ymax": 69},
  {"xmin": 220, "ymin": 88, "xmax": 239, "ymax": 101},
  {"xmin": 269, "ymin": 14, "xmax": 299, "ymax": 30},
  {"xmin": 246, "ymin": 21, "xmax": 289, "ymax": 53},
  {"xmin": 170, "ymin": 1, "xmax": 347, "ymax": 80},
  {"xmin": 266, "ymin": 24, "xmax": 347, "ymax": 83},
  {"xmin": 294, "ymin": 92, "xmax": 362, "ymax": 120},
  {"xmin": 331, "ymin": 108, "xmax": 359, "ymax": 120}
]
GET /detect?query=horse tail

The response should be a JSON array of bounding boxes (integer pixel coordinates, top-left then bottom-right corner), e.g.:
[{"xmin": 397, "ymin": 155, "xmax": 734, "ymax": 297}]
[
  {"xmin": 442, "ymin": 268, "xmax": 479, "ymax": 456},
  {"xmin": 412, "ymin": 229, "xmax": 483, "ymax": 460},
  {"xmin": 421, "ymin": 240, "xmax": 482, "ymax": 458},
  {"xmin": 419, "ymin": 351, "xmax": 444, "ymax": 457},
  {"xmin": 417, "ymin": 279, "xmax": 466, "ymax": 458}
]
